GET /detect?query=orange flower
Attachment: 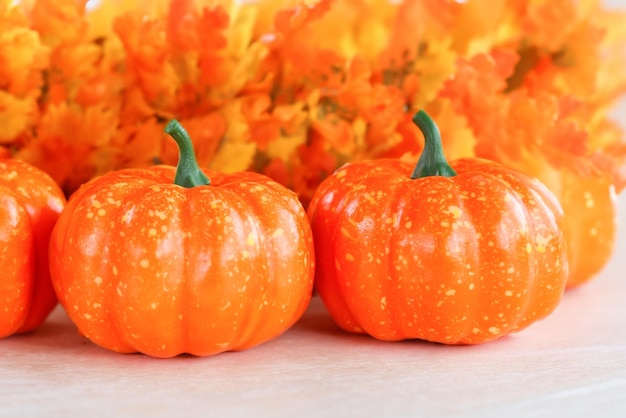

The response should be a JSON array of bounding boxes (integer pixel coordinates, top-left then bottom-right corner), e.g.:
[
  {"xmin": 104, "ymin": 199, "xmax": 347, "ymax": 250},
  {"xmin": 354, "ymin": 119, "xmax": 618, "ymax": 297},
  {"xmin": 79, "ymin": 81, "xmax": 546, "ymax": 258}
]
[
  {"xmin": 114, "ymin": 14, "xmax": 177, "ymax": 110},
  {"xmin": 22, "ymin": 0, "xmax": 88, "ymax": 49},
  {"xmin": 15, "ymin": 102, "xmax": 119, "ymax": 194},
  {"xmin": 290, "ymin": 135, "xmax": 337, "ymax": 207},
  {"xmin": 166, "ymin": 0, "xmax": 230, "ymax": 88},
  {"xmin": 0, "ymin": 1, "xmax": 48, "ymax": 143},
  {"xmin": 440, "ymin": 48, "xmax": 593, "ymax": 171}
]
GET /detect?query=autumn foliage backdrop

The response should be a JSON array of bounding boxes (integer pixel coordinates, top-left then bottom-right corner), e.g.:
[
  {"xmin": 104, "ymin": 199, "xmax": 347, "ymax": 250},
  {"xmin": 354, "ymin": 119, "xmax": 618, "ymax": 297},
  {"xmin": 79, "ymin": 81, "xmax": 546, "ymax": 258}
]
[{"xmin": 1, "ymin": 0, "xmax": 626, "ymax": 285}]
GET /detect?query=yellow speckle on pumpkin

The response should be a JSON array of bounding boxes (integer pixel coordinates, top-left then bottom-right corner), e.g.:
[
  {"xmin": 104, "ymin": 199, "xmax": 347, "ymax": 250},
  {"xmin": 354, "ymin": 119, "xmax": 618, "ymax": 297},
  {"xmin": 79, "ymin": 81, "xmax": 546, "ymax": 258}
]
[
  {"xmin": 447, "ymin": 205, "xmax": 462, "ymax": 219},
  {"xmin": 536, "ymin": 235, "xmax": 550, "ymax": 253},
  {"xmin": 270, "ymin": 228, "xmax": 284, "ymax": 238}
]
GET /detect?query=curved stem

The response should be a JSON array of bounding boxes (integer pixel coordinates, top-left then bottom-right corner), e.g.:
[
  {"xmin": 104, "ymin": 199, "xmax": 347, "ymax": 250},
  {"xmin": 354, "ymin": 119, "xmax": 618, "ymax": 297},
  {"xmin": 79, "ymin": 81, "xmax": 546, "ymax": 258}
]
[
  {"xmin": 164, "ymin": 119, "xmax": 211, "ymax": 188},
  {"xmin": 410, "ymin": 110, "xmax": 457, "ymax": 179}
]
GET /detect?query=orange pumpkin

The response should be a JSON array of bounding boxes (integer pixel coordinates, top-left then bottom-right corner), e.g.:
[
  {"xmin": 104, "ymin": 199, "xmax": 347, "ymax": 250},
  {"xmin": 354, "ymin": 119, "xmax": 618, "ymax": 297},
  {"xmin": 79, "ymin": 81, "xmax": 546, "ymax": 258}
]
[
  {"xmin": 307, "ymin": 110, "xmax": 568, "ymax": 344},
  {"xmin": 49, "ymin": 120, "xmax": 315, "ymax": 358},
  {"xmin": 0, "ymin": 160, "xmax": 66, "ymax": 337},
  {"xmin": 482, "ymin": 149, "xmax": 616, "ymax": 288},
  {"xmin": 558, "ymin": 172, "xmax": 615, "ymax": 288}
]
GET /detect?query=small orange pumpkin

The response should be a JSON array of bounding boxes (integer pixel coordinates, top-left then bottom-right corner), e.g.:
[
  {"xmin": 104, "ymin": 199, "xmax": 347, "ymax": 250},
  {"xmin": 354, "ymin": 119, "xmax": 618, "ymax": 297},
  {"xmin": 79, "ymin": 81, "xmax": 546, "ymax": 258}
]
[
  {"xmin": 307, "ymin": 110, "xmax": 568, "ymax": 344},
  {"xmin": 0, "ymin": 160, "xmax": 66, "ymax": 337},
  {"xmin": 49, "ymin": 120, "xmax": 315, "ymax": 357}
]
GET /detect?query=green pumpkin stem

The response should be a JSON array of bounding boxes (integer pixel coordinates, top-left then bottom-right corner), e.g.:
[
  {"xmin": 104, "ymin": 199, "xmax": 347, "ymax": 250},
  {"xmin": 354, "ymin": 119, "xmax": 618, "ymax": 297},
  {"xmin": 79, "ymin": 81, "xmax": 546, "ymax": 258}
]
[
  {"xmin": 164, "ymin": 119, "xmax": 211, "ymax": 188},
  {"xmin": 410, "ymin": 110, "xmax": 457, "ymax": 179}
]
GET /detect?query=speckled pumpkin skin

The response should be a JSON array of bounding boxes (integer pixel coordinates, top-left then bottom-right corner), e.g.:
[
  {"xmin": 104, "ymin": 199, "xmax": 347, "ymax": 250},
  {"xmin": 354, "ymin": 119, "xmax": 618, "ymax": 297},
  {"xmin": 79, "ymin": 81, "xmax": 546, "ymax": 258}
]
[
  {"xmin": 0, "ymin": 160, "xmax": 66, "ymax": 337},
  {"xmin": 49, "ymin": 166, "xmax": 314, "ymax": 358},
  {"xmin": 307, "ymin": 158, "xmax": 568, "ymax": 344}
]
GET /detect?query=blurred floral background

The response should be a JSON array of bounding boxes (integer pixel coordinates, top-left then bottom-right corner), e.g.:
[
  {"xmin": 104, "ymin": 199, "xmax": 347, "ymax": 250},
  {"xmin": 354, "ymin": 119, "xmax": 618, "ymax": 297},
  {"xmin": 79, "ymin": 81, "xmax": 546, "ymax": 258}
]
[{"xmin": 1, "ymin": 0, "xmax": 625, "ymax": 285}]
